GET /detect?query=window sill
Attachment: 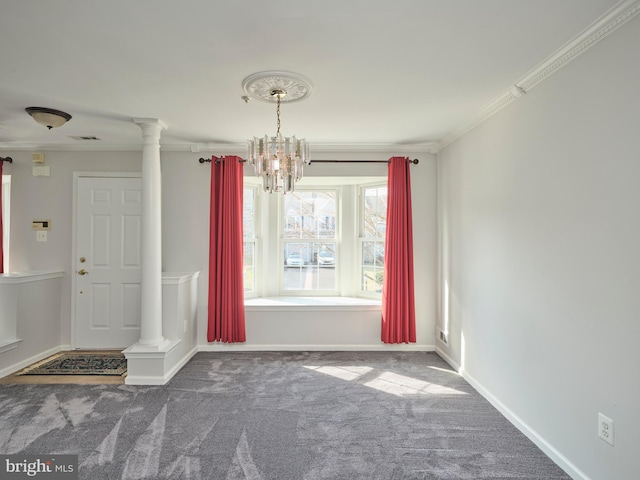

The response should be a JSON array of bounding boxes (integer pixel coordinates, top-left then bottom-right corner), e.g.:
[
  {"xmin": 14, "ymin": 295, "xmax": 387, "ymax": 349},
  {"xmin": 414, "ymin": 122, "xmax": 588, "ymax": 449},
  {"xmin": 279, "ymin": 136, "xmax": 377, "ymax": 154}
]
[{"xmin": 244, "ymin": 296, "xmax": 381, "ymax": 312}]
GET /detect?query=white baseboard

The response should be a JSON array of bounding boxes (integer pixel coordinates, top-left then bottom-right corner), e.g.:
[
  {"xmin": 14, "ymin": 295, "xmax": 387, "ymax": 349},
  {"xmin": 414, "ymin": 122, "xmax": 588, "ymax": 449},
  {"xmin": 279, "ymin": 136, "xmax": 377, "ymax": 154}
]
[
  {"xmin": 434, "ymin": 348, "xmax": 589, "ymax": 479},
  {"xmin": 124, "ymin": 375, "xmax": 170, "ymax": 385},
  {"xmin": 125, "ymin": 345, "xmax": 198, "ymax": 386},
  {"xmin": 0, "ymin": 344, "xmax": 71, "ymax": 378},
  {"xmin": 461, "ymin": 369, "xmax": 590, "ymax": 480},
  {"xmin": 197, "ymin": 344, "xmax": 435, "ymax": 352},
  {"xmin": 434, "ymin": 347, "xmax": 462, "ymax": 373},
  {"xmin": 164, "ymin": 345, "xmax": 198, "ymax": 380}
]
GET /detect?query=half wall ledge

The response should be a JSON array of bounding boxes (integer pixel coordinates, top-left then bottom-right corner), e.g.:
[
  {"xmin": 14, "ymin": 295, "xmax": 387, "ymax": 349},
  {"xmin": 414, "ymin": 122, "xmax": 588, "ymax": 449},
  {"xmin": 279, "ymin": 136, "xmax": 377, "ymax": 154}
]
[{"xmin": 123, "ymin": 271, "xmax": 199, "ymax": 385}]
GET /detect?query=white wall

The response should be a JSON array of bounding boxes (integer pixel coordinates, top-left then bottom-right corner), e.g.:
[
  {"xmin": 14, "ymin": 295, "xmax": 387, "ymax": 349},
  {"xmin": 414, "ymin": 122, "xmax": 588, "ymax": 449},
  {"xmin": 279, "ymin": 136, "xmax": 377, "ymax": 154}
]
[
  {"xmin": 437, "ymin": 16, "xmax": 640, "ymax": 480},
  {"xmin": 6, "ymin": 151, "xmax": 141, "ymax": 345},
  {"xmin": 162, "ymin": 150, "xmax": 438, "ymax": 350},
  {"xmin": 2, "ymin": 148, "xmax": 437, "ymax": 353},
  {"xmin": 0, "ymin": 273, "xmax": 63, "ymax": 376}
]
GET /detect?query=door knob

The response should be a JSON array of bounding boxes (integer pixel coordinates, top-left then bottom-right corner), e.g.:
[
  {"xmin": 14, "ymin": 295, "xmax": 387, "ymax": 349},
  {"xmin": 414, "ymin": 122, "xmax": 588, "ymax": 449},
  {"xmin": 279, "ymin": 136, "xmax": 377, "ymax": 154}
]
[{"xmin": 77, "ymin": 269, "xmax": 89, "ymax": 275}]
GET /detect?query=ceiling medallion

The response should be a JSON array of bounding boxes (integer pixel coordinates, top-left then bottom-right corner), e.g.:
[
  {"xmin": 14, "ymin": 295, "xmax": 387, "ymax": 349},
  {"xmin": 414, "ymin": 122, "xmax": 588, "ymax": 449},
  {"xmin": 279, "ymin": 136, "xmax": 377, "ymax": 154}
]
[{"xmin": 242, "ymin": 70, "xmax": 313, "ymax": 104}]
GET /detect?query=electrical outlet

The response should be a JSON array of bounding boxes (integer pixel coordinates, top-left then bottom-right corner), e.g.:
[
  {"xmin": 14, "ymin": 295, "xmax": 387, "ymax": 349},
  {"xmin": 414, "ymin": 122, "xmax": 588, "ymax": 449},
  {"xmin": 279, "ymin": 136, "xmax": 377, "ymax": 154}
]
[
  {"xmin": 439, "ymin": 330, "xmax": 448, "ymax": 345},
  {"xmin": 598, "ymin": 413, "xmax": 614, "ymax": 446}
]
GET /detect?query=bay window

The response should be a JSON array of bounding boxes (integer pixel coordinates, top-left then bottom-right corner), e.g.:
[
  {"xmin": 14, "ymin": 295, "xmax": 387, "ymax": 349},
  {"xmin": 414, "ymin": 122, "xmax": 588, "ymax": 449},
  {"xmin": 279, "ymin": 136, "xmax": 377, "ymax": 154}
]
[{"xmin": 245, "ymin": 176, "xmax": 386, "ymax": 300}]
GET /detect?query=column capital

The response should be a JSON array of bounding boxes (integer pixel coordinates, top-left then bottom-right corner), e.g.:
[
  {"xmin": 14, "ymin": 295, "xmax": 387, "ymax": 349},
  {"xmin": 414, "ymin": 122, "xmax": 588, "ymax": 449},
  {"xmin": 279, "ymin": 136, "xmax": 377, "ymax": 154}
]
[{"xmin": 133, "ymin": 118, "xmax": 168, "ymax": 130}]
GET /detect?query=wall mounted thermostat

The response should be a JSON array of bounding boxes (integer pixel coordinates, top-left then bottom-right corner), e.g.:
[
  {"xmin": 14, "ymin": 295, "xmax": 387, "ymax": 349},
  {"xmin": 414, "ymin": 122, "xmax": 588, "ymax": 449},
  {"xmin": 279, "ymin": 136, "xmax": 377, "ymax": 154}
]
[{"xmin": 32, "ymin": 220, "xmax": 51, "ymax": 230}]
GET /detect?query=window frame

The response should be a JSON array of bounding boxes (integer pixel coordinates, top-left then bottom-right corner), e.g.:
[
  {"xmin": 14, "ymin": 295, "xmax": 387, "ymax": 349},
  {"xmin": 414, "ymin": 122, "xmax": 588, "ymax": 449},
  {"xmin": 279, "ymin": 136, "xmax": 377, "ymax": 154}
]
[
  {"xmin": 1, "ymin": 174, "xmax": 10, "ymax": 273},
  {"xmin": 358, "ymin": 182, "xmax": 387, "ymax": 299},
  {"xmin": 246, "ymin": 176, "xmax": 388, "ymax": 301},
  {"xmin": 243, "ymin": 183, "xmax": 259, "ymax": 299}
]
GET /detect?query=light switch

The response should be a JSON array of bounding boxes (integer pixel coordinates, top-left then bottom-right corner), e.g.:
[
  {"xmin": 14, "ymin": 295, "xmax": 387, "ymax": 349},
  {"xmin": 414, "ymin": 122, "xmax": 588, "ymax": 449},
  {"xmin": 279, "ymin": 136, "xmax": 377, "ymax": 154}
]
[{"xmin": 36, "ymin": 231, "xmax": 47, "ymax": 242}]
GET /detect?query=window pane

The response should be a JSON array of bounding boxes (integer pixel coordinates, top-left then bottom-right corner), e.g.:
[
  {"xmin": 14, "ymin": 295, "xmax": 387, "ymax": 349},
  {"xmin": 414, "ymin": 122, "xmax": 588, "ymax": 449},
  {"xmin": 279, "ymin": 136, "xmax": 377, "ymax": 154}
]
[
  {"xmin": 317, "ymin": 215, "xmax": 336, "ymax": 238},
  {"xmin": 284, "ymin": 242, "xmax": 336, "ymax": 290},
  {"xmin": 284, "ymin": 191, "xmax": 336, "ymax": 239},
  {"xmin": 243, "ymin": 187, "xmax": 256, "ymax": 294},
  {"xmin": 2, "ymin": 175, "xmax": 10, "ymax": 273},
  {"xmin": 362, "ymin": 241, "xmax": 384, "ymax": 267},
  {"xmin": 361, "ymin": 266, "xmax": 383, "ymax": 293},
  {"xmin": 243, "ymin": 188, "xmax": 255, "ymax": 239},
  {"xmin": 363, "ymin": 186, "xmax": 387, "ymax": 239},
  {"xmin": 315, "ymin": 243, "xmax": 335, "ymax": 267},
  {"xmin": 285, "ymin": 242, "xmax": 309, "ymax": 266},
  {"xmin": 243, "ymin": 242, "xmax": 255, "ymax": 292},
  {"xmin": 375, "ymin": 187, "xmax": 387, "ymax": 213},
  {"xmin": 283, "ymin": 265, "xmax": 336, "ymax": 291}
]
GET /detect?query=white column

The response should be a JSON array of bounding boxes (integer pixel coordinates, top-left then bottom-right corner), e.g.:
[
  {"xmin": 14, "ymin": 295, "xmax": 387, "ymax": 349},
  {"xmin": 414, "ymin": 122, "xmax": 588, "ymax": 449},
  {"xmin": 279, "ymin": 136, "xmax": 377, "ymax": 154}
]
[{"xmin": 134, "ymin": 118, "xmax": 167, "ymax": 347}]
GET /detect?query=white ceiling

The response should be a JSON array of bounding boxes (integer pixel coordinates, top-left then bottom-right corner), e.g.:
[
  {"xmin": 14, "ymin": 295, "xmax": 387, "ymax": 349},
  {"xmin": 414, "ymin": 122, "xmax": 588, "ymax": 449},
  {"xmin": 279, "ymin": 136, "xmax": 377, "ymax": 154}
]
[{"xmin": 0, "ymin": 0, "xmax": 626, "ymax": 153}]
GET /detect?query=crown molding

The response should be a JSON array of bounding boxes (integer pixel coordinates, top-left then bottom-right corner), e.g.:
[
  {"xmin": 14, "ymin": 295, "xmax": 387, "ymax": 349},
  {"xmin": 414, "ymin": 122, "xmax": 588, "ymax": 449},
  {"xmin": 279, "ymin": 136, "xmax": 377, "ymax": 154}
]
[
  {"xmin": 0, "ymin": 142, "xmax": 146, "ymax": 152},
  {"xmin": 434, "ymin": 0, "xmax": 640, "ymax": 153},
  {"xmin": 0, "ymin": 142, "xmax": 244, "ymax": 153},
  {"xmin": 305, "ymin": 143, "xmax": 436, "ymax": 154},
  {"xmin": 0, "ymin": 141, "xmax": 436, "ymax": 155}
]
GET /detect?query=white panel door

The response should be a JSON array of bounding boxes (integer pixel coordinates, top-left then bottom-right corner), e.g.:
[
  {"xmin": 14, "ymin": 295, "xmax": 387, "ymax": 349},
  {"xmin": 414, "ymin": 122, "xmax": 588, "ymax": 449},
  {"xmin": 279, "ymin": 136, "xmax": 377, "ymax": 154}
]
[{"xmin": 75, "ymin": 176, "xmax": 142, "ymax": 348}]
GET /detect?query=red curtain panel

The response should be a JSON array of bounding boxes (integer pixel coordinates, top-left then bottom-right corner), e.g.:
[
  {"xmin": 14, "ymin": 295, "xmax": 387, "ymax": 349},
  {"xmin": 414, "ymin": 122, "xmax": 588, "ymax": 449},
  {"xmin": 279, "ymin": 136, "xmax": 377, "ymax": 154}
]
[
  {"xmin": 381, "ymin": 157, "xmax": 416, "ymax": 343},
  {"xmin": 208, "ymin": 155, "xmax": 246, "ymax": 343}
]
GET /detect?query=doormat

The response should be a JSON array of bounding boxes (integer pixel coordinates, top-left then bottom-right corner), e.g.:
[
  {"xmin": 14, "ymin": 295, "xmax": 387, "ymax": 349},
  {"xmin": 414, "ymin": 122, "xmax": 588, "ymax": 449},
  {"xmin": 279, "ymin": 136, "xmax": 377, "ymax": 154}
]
[{"xmin": 17, "ymin": 352, "xmax": 127, "ymax": 376}]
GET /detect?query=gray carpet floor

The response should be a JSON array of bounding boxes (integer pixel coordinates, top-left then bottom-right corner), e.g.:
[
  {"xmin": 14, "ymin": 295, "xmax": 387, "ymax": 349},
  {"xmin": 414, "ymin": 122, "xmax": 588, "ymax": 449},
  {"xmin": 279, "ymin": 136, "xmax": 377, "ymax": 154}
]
[{"xmin": 0, "ymin": 351, "xmax": 571, "ymax": 479}]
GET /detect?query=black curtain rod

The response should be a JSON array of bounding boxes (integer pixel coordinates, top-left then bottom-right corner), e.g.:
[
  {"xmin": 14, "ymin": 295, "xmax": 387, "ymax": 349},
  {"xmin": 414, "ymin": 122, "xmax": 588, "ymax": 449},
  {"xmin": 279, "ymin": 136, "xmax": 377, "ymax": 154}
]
[
  {"xmin": 0, "ymin": 156, "xmax": 13, "ymax": 163},
  {"xmin": 198, "ymin": 156, "xmax": 418, "ymax": 165},
  {"xmin": 199, "ymin": 156, "xmax": 247, "ymax": 164},
  {"xmin": 311, "ymin": 159, "xmax": 419, "ymax": 164}
]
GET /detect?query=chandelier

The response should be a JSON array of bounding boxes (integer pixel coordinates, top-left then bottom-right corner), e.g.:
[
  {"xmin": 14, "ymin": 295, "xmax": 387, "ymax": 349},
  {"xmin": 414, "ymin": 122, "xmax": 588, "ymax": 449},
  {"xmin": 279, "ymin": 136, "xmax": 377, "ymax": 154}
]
[{"xmin": 244, "ymin": 71, "xmax": 312, "ymax": 194}]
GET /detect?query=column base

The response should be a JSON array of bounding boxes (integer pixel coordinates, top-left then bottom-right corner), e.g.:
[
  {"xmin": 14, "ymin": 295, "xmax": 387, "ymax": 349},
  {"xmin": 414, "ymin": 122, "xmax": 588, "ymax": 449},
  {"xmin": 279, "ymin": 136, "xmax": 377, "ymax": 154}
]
[
  {"xmin": 123, "ymin": 339, "xmax": 195, "ymax": 385},
  {"xmin": 125, "ymin": 338, "xmax": 171, "ymax": 352}
]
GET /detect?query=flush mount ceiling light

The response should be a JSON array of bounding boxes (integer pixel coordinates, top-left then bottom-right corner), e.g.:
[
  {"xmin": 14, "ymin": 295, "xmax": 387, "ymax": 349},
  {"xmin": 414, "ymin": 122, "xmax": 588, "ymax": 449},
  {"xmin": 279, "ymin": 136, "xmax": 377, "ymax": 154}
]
[
  {"xmin": 243, "ymin": 71, "xmax": 312, "ymax": 194},
  {"xmin": 25, "ymin": 107, "xmax": 72, "ymax": 129}
]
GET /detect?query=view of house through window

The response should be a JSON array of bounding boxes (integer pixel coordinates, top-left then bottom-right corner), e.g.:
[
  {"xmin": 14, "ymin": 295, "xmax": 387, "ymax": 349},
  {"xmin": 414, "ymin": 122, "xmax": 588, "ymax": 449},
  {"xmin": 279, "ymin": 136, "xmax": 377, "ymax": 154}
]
[
  {"xmin": 361, "ymin": 185, "xmax": 387, "ymax": 293},
  {"xmin": 283, "ymin": 190, "xmax": 337, "ymax": 291}
]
